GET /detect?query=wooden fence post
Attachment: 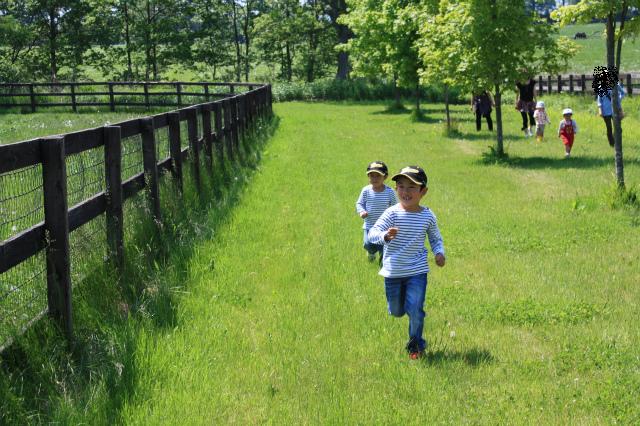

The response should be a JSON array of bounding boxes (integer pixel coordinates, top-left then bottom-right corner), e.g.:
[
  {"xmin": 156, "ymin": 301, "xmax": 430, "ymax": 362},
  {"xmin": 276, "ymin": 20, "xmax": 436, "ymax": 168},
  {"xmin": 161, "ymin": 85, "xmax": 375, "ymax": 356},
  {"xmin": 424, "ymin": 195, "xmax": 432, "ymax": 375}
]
[
  {"xmin": 186, "ymin": 107, "xmax": 201, "ymax": 190},
  {"xmin": 70, "ymin": 84, "xmax": 77, "ymax": 112},
  {"xmin": 168, "ymin": 112, "xmax": 183, "ymax": 193},
  {"xmin": 144, "ymin": 83, "xmax": 150, "ymax": 109},
  {"xmin": 538, "ymin": 76, "xmax": 543, "ymax": 95},
  {"xmin": 557, "ymin": 75, "xmax": 562, "ymax": 93},
  {"xmin": 223, "ymin": 99, "xmax": 233, "ymax": 160},
  {"xmin": 627, "ymin": 74, "xmax": 633, "ymax": 96},
  {"xmin": 581, "ymin": 74, "xmax": 586, "ymax": 93},
  {"xmin": 104, "ymin": 126, "xmax": 124, "ymax": 269},
  {"xmin": 202, "ymin": 105, "xmax": 213, "ymax": 171},
  {"xmin": 569, "ymin": 75, "xmax": 574, "ymax": 93},
  {"xmin": 109, "ymin": 83, "xmax": 115, "ymax": 112},
  {"xmin": 204, "ymin": 84, "xmax": 210, "ymax": 102},
  {"xmin": 230, "ymin": 98, "xmax": 239, "ymax": 156},
  {"xmin": 177, "ymin": 83, "xmax": 182, "ymax": 107},
  {"xmin": 547, "ymin": 75, "xmax": 552, "ymax": 95},
  {"xmin": 213, "ymin": 101, "xmax": 224, "ymax": 162},
  {"xmin": 29, "ymin": 84, "xmax": 36, "ymax": 113},
  {"xmin": 140, "ymin": 117, "xmax": 161, "ymax": 222},
  {"xmin": 229, "ymin": 84, "xmax": 235, "ymax": 94},
  {"xmin": 41, "ymin": 136, "xmax": 73, "ymax": 341}
]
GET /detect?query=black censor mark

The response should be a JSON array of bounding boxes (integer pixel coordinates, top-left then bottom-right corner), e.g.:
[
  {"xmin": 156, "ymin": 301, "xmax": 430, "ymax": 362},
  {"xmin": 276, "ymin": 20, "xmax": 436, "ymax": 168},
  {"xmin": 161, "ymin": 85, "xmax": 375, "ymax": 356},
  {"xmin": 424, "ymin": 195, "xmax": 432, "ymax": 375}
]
[{"xmin": 592, "ymin": 66, "xmax": 619, "ymax": 99}]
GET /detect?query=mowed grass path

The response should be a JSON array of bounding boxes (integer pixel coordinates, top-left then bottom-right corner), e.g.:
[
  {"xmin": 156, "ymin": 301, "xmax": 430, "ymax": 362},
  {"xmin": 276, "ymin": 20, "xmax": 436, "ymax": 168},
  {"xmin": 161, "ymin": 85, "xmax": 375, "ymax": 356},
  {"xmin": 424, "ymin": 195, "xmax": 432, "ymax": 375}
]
[{"xmin": 120, "ymin": 101, "xmax": 639, "ymax": 424}]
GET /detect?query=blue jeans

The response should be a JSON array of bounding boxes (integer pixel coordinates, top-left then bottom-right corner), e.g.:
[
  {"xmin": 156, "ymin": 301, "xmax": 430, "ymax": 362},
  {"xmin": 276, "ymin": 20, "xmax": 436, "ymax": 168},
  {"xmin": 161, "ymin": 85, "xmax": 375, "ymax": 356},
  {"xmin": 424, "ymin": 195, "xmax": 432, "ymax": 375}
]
[
  {"xmin": 363, "ymin": 228, "xmax": 383, "ymax": 256},
  {"xmin": 384, "ymin": 273, "xmax": 428, "ymax": 352}
]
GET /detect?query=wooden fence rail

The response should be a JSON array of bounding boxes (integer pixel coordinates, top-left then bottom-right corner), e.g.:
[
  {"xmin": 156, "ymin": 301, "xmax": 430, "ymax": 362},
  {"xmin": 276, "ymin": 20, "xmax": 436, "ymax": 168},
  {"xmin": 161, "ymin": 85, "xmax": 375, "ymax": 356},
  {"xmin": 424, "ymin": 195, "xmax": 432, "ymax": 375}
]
[
  {"xmin": 535, "ymin": 73, "xmax": 638, "ymax": 96},
  {"xmin": 0, "ymin": 83, "xmax": 272, "ymax": 348},
  {"xmin": 0, "ymin": 81, "xmax": 263, "ymax": 112}
]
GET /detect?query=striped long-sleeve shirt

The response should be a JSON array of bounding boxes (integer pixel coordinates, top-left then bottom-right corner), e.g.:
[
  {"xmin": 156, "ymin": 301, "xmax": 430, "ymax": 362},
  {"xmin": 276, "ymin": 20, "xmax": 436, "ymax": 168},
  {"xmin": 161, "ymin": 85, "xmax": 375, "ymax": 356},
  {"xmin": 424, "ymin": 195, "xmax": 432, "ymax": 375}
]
[
  {"xmin": 355, "ymin": 185, "xmax": 397, "ymax": 230},
  {"xmin": 368, "ymin": 204, "xmax": 444, "ymax": 278}
]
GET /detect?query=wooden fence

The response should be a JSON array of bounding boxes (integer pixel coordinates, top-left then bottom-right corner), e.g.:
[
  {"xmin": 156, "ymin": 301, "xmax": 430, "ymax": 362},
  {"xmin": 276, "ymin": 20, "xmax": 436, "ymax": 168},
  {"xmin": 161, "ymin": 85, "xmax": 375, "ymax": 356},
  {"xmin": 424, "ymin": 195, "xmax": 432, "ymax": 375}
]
[
  {"xmin": 0, "ymin": 81, "xmax": 262, "ymax": 112},
  {"xmin": 535, "ymin": 73, "xmax": 638, "ymax": 96},
  {"xmin": 0, "ymin": 83, "xmax": 272, "ymax": 348}
]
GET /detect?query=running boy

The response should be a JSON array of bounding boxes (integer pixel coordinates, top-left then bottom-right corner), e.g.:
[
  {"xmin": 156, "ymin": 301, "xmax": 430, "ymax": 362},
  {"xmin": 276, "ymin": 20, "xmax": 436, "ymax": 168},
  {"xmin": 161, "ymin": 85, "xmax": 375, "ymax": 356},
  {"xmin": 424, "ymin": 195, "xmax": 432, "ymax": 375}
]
[
  {"xmin": 558, "ymin": 108, "xmax": 578, "ymax": 158},
  {"xmin": 368, "ymin": 166, "xmax": 445, "ymax": 359},
  {"xmin": 533, "ymin": 101, "xmax": 551, "ymax": 142},
  {"xmin": 356, "ymin": 161, "xmax": 397, "ymax": 262}
]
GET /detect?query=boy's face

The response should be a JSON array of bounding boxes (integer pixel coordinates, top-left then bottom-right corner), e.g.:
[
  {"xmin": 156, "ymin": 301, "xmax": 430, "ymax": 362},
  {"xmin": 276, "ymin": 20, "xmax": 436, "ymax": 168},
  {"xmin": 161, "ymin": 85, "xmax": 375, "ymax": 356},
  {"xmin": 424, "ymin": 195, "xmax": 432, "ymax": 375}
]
[
  {"xmin": 395, "ymin": 176, "xmax": 427, "ymax": 210},
  {"xmin": 563, "ymin": 114, "xmax": 572, "ymax": 120},
  {"xmin": 368, "ymin": 172, "xmax": 385, "ymax": 188}
]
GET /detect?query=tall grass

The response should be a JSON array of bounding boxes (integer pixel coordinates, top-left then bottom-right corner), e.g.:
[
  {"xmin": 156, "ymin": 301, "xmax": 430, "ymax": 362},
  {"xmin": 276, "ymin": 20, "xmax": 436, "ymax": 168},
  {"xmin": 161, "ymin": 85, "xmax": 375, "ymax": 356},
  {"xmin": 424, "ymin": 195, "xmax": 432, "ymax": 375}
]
[{"xmin": 0, "ymin": 115, "xmax": 276, "ymax": 423}]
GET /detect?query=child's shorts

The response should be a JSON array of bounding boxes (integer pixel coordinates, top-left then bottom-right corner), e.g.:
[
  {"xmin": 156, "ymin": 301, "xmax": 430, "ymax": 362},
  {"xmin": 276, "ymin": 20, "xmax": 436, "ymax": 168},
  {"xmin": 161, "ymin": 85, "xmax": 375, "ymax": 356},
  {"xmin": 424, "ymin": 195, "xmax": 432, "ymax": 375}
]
[
  {"xmin": 536, "ymin": 124, "xmax": 545, "ymax": 136},
  {"xmin": 561, "ymin": 135, "xmax": 574, "ymax": 148}
]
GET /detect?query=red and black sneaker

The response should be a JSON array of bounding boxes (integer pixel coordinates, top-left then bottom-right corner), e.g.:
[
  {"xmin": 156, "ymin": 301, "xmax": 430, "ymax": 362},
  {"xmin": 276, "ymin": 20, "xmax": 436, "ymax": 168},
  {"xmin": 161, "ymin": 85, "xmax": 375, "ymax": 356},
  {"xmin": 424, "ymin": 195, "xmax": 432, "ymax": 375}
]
[{"xmin": 409, "ymin": 351, "xmax": 424, "ymax": 360}]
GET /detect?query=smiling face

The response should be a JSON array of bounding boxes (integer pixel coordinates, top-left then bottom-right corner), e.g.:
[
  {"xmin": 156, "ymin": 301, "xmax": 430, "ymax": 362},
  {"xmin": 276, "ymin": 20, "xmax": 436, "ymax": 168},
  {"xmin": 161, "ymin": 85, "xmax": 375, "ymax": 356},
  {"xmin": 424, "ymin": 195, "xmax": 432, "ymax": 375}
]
[
  {"xmin": 368, "ymin": 172, "xmax": 386, "ymax": 190},
  {"xmin": 395, "ymin": 176, "xmax": 427, "ymax": 211}
]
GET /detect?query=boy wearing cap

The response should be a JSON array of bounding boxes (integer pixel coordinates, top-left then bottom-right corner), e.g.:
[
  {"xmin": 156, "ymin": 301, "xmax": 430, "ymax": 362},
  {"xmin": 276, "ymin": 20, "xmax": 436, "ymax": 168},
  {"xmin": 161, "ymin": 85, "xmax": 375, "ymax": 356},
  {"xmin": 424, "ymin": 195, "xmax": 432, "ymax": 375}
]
[
  {"xmin": 558, "ymin": 108, "xmax": 578, "ymax": 158},
  {"xmin": 356, "ymin": 161, "xmax": 398, "ymax": 262},
  {"xmin": 368, "ymin": 166, "xmax": 445, "ymax": 360},
  {"xmin": 533, "ymin": 101, "xmax": 551, "ymax": 143}
]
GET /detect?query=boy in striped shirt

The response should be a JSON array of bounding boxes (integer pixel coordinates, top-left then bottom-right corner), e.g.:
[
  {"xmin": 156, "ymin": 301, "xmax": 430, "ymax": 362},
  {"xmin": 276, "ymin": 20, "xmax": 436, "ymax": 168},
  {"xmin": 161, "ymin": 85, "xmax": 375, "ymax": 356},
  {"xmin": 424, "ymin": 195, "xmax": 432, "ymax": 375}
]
[
  {"xmin": 368, "ymin": 165, "xmax": 445, "ymax": 360},
  {"xmin": 356, "ymin": 161, "xmax": 398, "ymax": 263}
]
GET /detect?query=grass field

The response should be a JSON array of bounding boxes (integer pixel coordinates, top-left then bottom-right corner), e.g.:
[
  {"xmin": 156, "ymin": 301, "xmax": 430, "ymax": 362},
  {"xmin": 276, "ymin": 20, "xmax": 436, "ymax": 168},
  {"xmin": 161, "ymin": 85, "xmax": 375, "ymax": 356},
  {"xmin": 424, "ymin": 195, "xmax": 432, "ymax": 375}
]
[
  {"xmin": 556, "ymin": 23, "xmax": 640, "ymax": 74},
  {"xmin": 1, "ymin": 96, "xmax": 639, "ymax": 423}
]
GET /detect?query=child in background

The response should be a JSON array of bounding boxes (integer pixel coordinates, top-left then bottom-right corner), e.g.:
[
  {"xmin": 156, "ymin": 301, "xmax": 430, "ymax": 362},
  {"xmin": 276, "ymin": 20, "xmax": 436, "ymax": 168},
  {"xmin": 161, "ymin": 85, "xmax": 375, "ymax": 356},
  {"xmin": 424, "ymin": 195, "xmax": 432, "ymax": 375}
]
[
  {"xmin": 558, "ymin": 108, "xmax": 578, "ymax": 158},
  {"xmin": 368, "ymin": 166, "xmax": 445, "ymax": 360},
  {"xmin": 356, "ymin": 161, "xmax": 397, "ymax": 262},
  {"xmin": 533, "ymin": 101, "xmax": 551, "ymax": 143}
]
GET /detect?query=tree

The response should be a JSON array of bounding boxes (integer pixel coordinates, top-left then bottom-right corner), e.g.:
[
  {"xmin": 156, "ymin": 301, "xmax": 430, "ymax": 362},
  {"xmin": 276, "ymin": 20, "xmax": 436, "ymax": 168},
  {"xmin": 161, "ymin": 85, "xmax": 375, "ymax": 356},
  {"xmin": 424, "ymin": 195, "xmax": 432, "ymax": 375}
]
[
  {"xmin": 421, "ymin": 0, "xmax": 574, "ymax": 156},
  {"xmin": 553, "ymin": 0, "xmax": 640, "ymax": 189},
  {"xmin": 340, "ymin": 0, "xmax": 424, "ymax": 112}
]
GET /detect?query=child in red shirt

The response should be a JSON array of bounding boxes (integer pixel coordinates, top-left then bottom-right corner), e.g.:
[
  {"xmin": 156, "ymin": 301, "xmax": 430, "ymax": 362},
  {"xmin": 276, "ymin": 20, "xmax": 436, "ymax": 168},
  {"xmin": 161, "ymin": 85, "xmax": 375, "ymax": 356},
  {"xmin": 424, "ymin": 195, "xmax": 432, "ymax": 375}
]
[{"xmin": 558, "ymin": 108, "xmax": 578, "ymax": 158}]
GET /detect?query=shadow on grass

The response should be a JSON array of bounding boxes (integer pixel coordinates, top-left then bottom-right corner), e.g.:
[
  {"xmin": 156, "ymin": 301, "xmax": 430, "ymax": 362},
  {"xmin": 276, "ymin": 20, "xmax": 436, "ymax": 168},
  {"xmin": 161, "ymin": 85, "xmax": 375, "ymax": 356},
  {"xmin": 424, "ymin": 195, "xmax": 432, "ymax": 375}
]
[
  {"xmin": 424, "ymin": 347, "xmax": 494, "ymax": 367},
  {"xmin": 504, "ymin": 154, "xmax": 611, "ymax": 169},
  {"xmin": 0, "ymin": 115, "xmax": 279, "ymax": 424},
  {"xmin": 451, "ymin": 131, "xmax": 523, "ymax": 142}
]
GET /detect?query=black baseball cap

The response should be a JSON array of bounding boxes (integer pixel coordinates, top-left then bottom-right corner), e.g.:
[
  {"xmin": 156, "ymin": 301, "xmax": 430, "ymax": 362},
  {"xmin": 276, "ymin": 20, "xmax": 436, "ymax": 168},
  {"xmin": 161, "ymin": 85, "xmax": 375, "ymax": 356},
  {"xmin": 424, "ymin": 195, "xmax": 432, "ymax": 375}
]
[
  {"xmin": 391, "ymin": 165, "xmax": 428, "ymax": 187},
  {"xmin": 366, "ymin": 161, "xmax": 388, "ymax": 176}
]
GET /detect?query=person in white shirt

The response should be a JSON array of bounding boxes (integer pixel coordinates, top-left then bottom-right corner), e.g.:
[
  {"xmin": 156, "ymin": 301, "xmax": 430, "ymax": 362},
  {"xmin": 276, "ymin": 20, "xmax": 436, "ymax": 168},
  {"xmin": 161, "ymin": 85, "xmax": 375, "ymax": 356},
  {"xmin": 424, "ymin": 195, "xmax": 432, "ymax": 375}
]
[
  {"xmin": 355, "ymin": 161, "xmax": 397, "ymax": 263},
  {"xmin": 368, "ymin": 165, "xmax": 445, "ymax": 359}
]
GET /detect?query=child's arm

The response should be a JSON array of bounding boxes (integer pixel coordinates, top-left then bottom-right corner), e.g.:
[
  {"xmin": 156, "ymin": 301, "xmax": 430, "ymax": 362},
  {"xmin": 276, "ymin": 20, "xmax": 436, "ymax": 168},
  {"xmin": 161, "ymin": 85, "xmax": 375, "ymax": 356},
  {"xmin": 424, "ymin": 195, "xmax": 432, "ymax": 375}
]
[
  {"xmin": 573, "ymin": 120, "xmax": 578, "ymax": 134},
  {"xmin": 557, "ymin": 121, "xmax": 563, "ymax": 137},
  {"xmin": 368, "ymin": 210, "xmax": 397, "ymax": 244},
  {"xmin": 356, "ymin": 189, "xmax": 368, "ymax": 218},
  {"xmin": 426, "ymin": 216, "xmax": 445, "ymax": 267}
]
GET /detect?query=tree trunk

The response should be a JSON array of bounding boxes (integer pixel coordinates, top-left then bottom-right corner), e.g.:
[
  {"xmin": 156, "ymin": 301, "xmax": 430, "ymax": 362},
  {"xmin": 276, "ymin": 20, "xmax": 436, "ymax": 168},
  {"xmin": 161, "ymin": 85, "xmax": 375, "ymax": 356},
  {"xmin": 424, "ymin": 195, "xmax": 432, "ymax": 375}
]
[
  {"xmin": 231, "ymin": 0, "xmax": 242, "ymax": 82},
  {"xmin": 393, "ymin": 73, "xmax": 401, "ymax": 109},
  {"xmin": 242, "ymin": 1, "xmax": 251, "ymax": 81},
  {"xmin": 335, "ymin": 24, "xmax": 352, "ymax": 79},
  {"xmin": 48, "ymin": 7, "xmax": 58, "ymax": 82},
  {"xmin": 124, "ymin": 0, "xmax": 133, "ymax": 80},
  {"xmin": 414, "ymin": 83, "xmax": 420, "ymax": 113},
  {"xmin": 607, "ymin": 12, "xmax": 624, "ymax": 188},
  {"xmin": 494, "ymin": 84, "xmax": 504, "ymax": 156},
  {"xmin": 285, "ymin": 41, "xmax": 292, "ymax": 82},
  {"xmin": 444, "ymin": 84, "xmax": 451, "ymax": 130},
  {"xmin": 144, "ymin": 0, "xmax": 152, "ymax": 81}
]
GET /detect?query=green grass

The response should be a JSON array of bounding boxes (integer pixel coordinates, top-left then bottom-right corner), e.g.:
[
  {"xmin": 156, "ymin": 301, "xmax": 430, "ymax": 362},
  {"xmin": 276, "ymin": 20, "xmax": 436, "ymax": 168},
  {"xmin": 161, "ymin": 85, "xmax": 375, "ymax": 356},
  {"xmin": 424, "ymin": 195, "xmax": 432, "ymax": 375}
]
[
  {"xmin": 557, "ymin": 23, "xmax": 640, "ymax": 74},
  {"xmin": 1, "ymin": 97, "xmax": 639, "ymax": 423}
]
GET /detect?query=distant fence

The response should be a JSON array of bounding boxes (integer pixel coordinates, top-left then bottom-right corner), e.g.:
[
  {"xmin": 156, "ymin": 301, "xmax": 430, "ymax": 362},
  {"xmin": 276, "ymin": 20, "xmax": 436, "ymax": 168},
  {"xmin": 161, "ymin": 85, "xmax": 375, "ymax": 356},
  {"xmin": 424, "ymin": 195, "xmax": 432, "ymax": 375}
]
[
  {"xmin": 0, "ymin": 81, "xmax": 264, "ymax": 112},
  {"xmin": 0, "ymin": 83, "xmax": 273, "ymax": 350},
  {"xmin": 535, "ymin": 73, "xmax": 638, "ymax": 96}
]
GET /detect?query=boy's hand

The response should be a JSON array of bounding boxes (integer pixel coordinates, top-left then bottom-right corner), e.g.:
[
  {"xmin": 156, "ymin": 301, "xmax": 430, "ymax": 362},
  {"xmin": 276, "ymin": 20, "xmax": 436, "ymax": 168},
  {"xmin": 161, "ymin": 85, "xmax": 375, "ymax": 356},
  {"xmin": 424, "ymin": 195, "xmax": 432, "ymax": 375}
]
[
  {"xmin": 384, "ymin": 227, "xmax": 399, "ymax": 242},
  {"xmin": 435, "ymin": 253, "xmax": 446, "ymax": 267},
  {"xmin": 360, "ymin": 211, "xmax": 368, "ymax": 218}
]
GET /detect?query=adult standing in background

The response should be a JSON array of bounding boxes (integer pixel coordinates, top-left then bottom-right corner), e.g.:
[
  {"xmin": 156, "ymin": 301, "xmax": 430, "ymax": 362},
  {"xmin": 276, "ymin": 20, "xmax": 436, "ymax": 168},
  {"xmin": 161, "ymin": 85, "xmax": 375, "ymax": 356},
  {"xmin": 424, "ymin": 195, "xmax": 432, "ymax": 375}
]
[
  {"xmin": 516, "ymin": 78, "xmax": 537, "ymax": 137},
  {"xmin": 596, "ymin": 81, "xmax": 625, "ymax": 147},
  {"xmin": 471, "ymin": 91, "xmax": 494, "ymax": 131}
]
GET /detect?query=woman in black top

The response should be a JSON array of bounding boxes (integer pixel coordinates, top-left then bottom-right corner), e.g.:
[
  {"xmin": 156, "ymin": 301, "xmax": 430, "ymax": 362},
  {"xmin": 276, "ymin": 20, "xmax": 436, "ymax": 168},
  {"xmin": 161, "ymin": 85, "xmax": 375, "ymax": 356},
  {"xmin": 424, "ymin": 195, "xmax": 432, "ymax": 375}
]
[
  {"xmin": 516, "ymin": 79, "xmax": 537, "ymax": 137},
  {"xmin": 471, "ymin": 91, "xmax": 494, "ymax": 131}
]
